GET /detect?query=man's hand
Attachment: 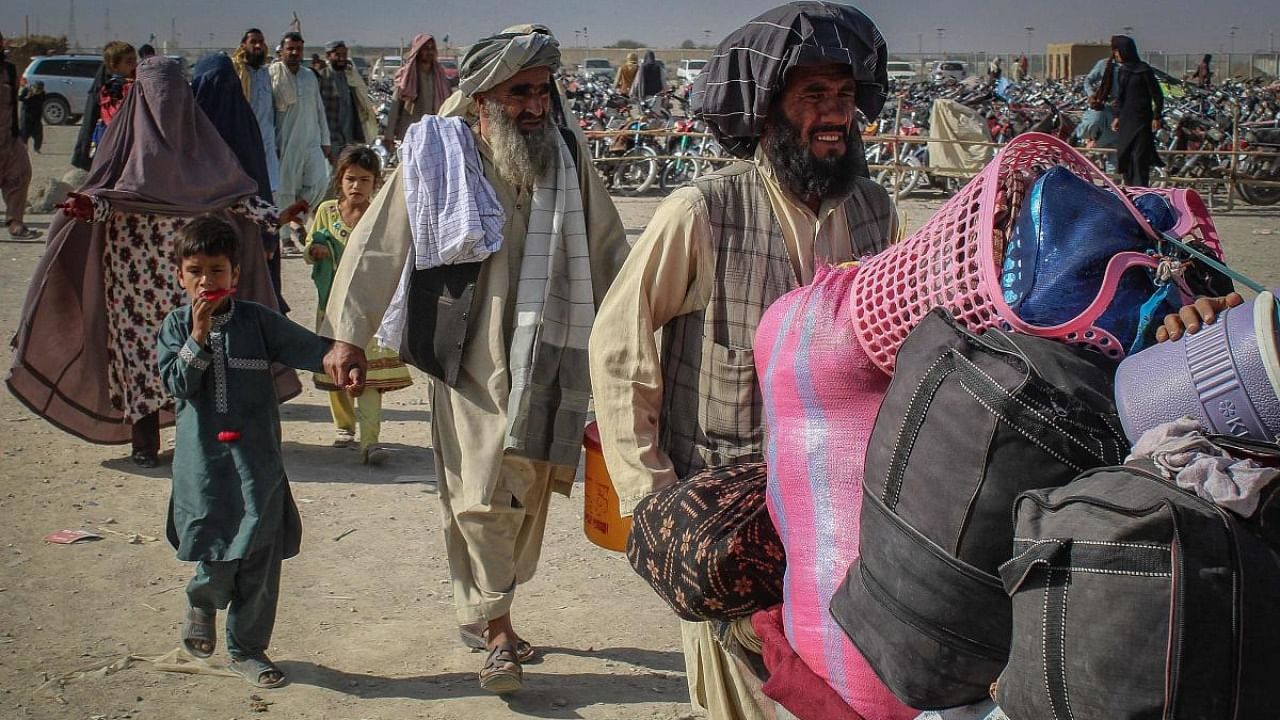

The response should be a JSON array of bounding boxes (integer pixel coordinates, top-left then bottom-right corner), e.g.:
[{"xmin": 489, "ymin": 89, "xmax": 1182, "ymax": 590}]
[
  {"xmin": 190, "ymin": 296, "xmax": 215, "ymax": 347},
  {"xmin": 1151, "ymin": 119, "xmax": 1161, "ymax": 132},
  {"xmin": 1156, "ymin": 292, "xmax": 1245, "ymax": 343},
  {"xmin": 1110, "ymin": 118, "xmax": 1120, "ymax": 132},
  {"xmin": 381, "ymin": 135, "xmax": 395, "ymax": 153},
  {"xmin": 323, "ymin": 340, "xmax": 368, "ymax": 395},
  {"xmin": 321, "ymin": 145, "xmax": 332, "ymax": 161},
  {"xmin": 308, "ymin": 244, "xmax": 330, "ymax": 261}
]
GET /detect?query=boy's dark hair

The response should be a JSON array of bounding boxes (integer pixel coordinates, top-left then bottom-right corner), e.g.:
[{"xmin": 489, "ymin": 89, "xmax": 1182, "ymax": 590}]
[
  {"xmin": 138, "ymin": 44, "xmax": 156, "ymax": 59},
  {"xmin": 175, "ymin": 215, "xmax": 240, "ymax": 266}
]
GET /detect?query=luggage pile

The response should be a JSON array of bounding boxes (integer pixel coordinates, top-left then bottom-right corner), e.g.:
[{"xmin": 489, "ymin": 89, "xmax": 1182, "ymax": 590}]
[{"xmin": 625, "ymin": 134, "xmax": 1280, "ymax": 720}]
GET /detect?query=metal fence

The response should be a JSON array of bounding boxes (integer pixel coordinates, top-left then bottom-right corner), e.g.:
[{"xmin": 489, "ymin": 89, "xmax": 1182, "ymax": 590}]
[{"xmin": 888, "ymin": 52, "xmax": 1280, "ymax": 81}]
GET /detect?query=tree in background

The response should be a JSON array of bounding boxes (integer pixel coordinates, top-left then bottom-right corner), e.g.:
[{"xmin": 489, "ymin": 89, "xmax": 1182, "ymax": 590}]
[
  {"xmin": 609, "ymin": 39, "xmax": 647, "ymax": 49},
  {"xmin": 680, "ymin": 40, "xmax": 697, "ymax": 49},
  {"xmin": 3, "ymin": 35, "xmax": 71, "ymax": 74}
]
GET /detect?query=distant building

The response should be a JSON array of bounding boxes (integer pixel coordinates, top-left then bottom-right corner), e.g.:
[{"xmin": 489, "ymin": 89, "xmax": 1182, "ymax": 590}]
[{"xmin": 1045, "ymin": 42, "xmax": 1111, "ymax": 80}]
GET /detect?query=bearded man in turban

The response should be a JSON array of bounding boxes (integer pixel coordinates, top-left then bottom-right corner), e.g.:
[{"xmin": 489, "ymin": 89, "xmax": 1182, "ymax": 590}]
[
  {"xmin": 590, "ymin": 3, "xmax": 898, "ymax": 718},
  {"xmin": 320, "ymin": 28, "xmax": 627, "ymax": 694}
]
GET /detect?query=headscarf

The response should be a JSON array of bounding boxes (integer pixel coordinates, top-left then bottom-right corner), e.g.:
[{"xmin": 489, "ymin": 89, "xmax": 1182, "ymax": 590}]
[
  {"xmin": 691, "ymin": 2, "xmax": 888, "ymax": 158},
  {"xmin": 457, "ymin": 29, "xmax": 561, "ymax": 98},
  {"xmin": 394, "ymin": 33, "xmax": 451, "ymax": 114},
  {"xmin": 1112, "ymin": 35, "xmax": 1143, "ymax": 67},
  {"xmin": 83, "ymin": 56, "xmax": 257, "ymax": 215},
  {"xmin": 192, "ymin": 53, "xmax": 272, "ymax": 205},
  {"xmin": 632, "ymin": 50, "xmax": 664, "ymax": 99},
  {"xmin": 625, "ymin": 52, "xmax": 638, "ymax": 66}
]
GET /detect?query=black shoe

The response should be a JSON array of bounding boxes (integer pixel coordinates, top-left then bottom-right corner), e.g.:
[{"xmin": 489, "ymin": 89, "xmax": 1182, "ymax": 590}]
[{"xmin": 131, "ymin": 449, "xmax": 159, "ymax": 468}]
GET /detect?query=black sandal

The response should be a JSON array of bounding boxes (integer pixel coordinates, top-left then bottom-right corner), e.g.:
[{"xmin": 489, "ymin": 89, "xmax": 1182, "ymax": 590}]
[
  {"xmin": 181, "ymin": 606, "xmax": 216, "ymax": 658},
  {"xmin": 459, "ymin": 623, "xmax": 538, "ymax": 662}
]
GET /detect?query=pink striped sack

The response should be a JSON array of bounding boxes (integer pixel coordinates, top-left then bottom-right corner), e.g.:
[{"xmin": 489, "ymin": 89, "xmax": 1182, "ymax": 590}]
[{"xmin": 754, "ymin": 265, "xmax": 916, "ymax": 720}]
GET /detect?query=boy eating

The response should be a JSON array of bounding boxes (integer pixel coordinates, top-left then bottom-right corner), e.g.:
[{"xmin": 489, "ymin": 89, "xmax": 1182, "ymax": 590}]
[{"xmin": 157, "ymin": 215, "xmax": 335, "ymax": 688}]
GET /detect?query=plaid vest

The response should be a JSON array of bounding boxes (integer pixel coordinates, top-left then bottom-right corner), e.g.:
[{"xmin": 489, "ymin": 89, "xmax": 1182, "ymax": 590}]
[{"xmin": 659, "ymin": 162, "xmax": 894, "ymax": 480}]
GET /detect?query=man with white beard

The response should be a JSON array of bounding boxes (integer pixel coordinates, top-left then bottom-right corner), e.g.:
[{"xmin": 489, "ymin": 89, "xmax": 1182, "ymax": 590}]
[{"xmin": 319, "ymin": 28, "xmax": 628, "ymax": 695}]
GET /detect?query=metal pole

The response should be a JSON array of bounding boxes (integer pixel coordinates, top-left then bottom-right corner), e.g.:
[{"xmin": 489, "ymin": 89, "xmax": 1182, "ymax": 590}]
[
  {"xmin": 891, "ymin": 100, "xmax": 904, "ymax": 200},
  {"xmin": 1228, "ymin": 104, "xmax": 1239, "ymax": 211}
]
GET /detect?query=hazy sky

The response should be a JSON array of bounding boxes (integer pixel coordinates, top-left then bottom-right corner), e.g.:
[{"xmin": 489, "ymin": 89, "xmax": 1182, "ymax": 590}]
[{"xmin": 6, "ymin": 0, "xmax": 1280, "ymax": 55}]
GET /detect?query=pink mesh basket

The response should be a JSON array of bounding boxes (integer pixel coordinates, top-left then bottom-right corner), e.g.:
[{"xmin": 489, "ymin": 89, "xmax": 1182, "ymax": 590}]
[{"xmin": 851, "ymin": 132, "xmax": 1221, "ymax": 375}]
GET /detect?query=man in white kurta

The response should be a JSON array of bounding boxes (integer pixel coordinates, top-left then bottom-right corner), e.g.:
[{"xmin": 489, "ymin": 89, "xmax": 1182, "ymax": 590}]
[
  {"xmin": 320, "ymin": 29, "xmax": 628, "ymax": 695},
  {"xmin": 271, "ymin": 31, "xmax": 329, "ymax": 248}
]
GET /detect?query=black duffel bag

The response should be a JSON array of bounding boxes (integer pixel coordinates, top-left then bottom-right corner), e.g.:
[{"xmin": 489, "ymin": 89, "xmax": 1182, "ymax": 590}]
[
  {"xmin": 626, "ymin": 462, "xmax": 785, "ymax": 622},
  {"xmin": 830, "ymin": 309, "xmax": 1128, "ymax": 710},
  {"xmin": 997, "ymin": 460, "xmax": 1280, "ymax": 719}
]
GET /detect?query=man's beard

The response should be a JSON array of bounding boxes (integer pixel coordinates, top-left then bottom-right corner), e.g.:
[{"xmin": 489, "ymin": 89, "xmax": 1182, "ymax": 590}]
[
  {"xmin": 245, "ymin": 48, "xmax": 266, "ymax": 68},
  {"xmin": 330, "ymin": 59, "xmax": 348, "ymax": 71},
  {"xmin": 481, "ymin": 98, "xmax": 556, "ymax": 189},
  {"xmin": 763, "ymin": 106, "xmax": 862, "ymax": 201}
]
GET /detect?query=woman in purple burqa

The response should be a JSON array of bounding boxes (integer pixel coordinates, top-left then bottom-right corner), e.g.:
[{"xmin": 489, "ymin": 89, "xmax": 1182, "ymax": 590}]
[{"xmin": 7, "ymin": 56, "xmax": 302, "ymax": 466}]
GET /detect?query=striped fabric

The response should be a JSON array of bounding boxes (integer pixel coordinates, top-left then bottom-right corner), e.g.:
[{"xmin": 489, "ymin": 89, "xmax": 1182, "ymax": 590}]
[
  {"xmin": 690, "ymin": 2, "xmax": 889, "ymax": 158},
  {"xmin": 755, "ymin": 264, "xmax": 915, "ymax": 720}
]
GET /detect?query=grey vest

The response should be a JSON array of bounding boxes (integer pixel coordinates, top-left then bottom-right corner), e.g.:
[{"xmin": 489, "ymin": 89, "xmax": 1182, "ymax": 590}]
[{"xmin": 658, "ymin": 162, "xmax": 894, "ymax": 480}]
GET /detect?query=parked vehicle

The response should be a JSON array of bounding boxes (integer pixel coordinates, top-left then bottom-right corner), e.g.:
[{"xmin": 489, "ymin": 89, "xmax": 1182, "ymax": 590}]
[
  {"xmin": 371, "ymin": 55, "xmax": 402, "ymax": 82},
  {"xmin": 677, "ymin": 58, "xmax": 707, "ymax": 83},
  {"xmin": 438, "ymin": 57, "xmax": 459, "ymax": 87},
  {"xmin": 580, "ymin": 58, "xmax": 614, "ymax": 80},
  {"xmin": 350, "ymin": 56, "xmax": 370, "ymax": 81},
  {"xmin": 885, "ymin": 61, "xmax": 917, "ymax": 84},
  {"xmin": 931, "ymin": 61, "xmax": 968, "ymax": 83},
  {"xmin": 21, "ymin": 54, "xmax": 102, "ymax": 126}
]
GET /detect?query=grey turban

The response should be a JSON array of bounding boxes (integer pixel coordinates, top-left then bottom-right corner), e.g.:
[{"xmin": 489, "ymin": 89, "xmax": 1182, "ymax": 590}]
[
  {"xmin": 458, "ymin": 30, "xmax": 561, "ymax": 98},
  {"xmin": 690, "ymin": 2, "xmax": 889, "ymax": 158}
]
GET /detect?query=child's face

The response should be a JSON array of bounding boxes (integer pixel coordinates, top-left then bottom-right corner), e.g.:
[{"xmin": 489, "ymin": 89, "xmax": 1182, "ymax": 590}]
[
  {"xmin": 111, "ymin": 52, "xmax": 139, "ymax": 79},
  {"xmin": 177, "ymin": 253, "xmax": 240, "ymax": 310},
  {"xmin": 340, "ymin": 166, "xmax": 377, "ymax": 206}
]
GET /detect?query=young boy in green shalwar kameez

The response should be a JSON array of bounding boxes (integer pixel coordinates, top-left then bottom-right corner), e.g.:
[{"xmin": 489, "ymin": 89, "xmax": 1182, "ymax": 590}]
[{"xmin": 157, "ymin": 215, "xmax": 333, "ymax": 689}]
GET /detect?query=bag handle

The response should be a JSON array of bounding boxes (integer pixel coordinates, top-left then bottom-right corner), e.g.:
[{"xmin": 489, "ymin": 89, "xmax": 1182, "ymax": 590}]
[
  {"xmin": 1159, "ymin": 231, "xmax": 1272, "ymax": 299},
  {"xmin": 999, "ymin": 538, "xmax": 1070, "ymax": 594}
]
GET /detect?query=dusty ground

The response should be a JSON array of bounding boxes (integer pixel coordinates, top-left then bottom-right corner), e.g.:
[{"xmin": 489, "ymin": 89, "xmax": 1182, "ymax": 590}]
[{"xmin": 2, "ymin": 126, "xmax": 1280, "ymax": 720}]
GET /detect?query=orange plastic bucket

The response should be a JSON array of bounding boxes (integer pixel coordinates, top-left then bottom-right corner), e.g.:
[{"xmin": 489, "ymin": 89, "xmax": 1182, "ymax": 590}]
[{"xmin": 582, "ymin": 422, "xmax": 632, "ymax": 552}]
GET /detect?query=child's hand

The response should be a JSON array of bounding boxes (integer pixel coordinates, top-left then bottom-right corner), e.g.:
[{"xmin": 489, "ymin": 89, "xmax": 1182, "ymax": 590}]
[
  {"xmin": 56, "ymin": 192, "xmax": 93, "ymax": 221},
  {"xmin": 308, "ymin": 244, "xmax": 330, "ymax": 261},
  {"xmin": 191, "ymin": 296, "xmax": 215, "ymax": 346}
]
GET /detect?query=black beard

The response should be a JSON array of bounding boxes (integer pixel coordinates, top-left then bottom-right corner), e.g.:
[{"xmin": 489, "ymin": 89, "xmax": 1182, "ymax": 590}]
[
  {"xmin": 245, "ymin": 49, "xmax": 266, "ymax": 68},
  {"xmin": 762, "ymin": 106, "xmax": 863, "ymax": 201}
]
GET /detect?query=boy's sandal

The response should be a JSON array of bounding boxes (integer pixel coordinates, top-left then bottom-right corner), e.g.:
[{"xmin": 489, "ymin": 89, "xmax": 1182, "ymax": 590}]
[
  {"xmin": 6, "ymin": 225, "xmax": 40, "ymax": 240},
  {"xmin": 458, "ymin": 624, "xmax": 538, "ymax": 662},
  {"xmin": 478, "ymin": 645, "xmax": 523, "ymax": 694},
  {"xmin": 229, "ymin": 654, "xmax": 287, "ymax": 689},
  {"xmin": 181, "ymin": 606, "xmax": 216, "ymax": 658}
]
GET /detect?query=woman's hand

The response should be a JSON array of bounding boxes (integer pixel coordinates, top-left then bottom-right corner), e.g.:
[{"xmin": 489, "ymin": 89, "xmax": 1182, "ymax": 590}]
[
  {"xmin": 55, "ymin": 192, "xmax": 94, "ymax": 221},
  {"xmin": 308, "ymin": 244, "xmax": 330, "ymax": 261},
  {"xmin": 279, "ymin": 200, "xmax": 309, "ymax": 226},
  {"xmin": 1156, "ymin": 293, "xmax": 1245, "ymax": 342}
]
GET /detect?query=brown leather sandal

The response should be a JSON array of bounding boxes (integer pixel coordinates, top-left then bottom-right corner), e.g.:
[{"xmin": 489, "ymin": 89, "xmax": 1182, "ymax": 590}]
[{"xmin": 478, "ymin": 645, "xmax": 523, "ymax": 694}]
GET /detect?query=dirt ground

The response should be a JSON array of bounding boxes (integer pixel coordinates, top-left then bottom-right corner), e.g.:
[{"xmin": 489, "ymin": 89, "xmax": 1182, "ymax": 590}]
[{"xmin": 3, "ymin": 126, "xmax": 1280, "ymax": 720}]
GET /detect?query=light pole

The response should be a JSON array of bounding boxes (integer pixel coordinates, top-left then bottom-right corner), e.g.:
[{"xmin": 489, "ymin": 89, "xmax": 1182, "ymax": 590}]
[
  {"xmin": 1024, "ymin": 26, "xmax": 1034, "ymax": 58},
  {"xmin": 1229, "ymin": 26, "xmax": 1239, "ymax": 55},
  {"xmin": 583, "ymin": 26, "xmax": 589, "ymax": 50},
  {"xmin": 1121, "ymin": 25, "xmax": 1134, "ymax": 37},
  {"xmin": 935, "ymin": 27, "xmax": 946, "ymax": 57},
  {"xmin": 703, "ymin": 29, "xmax": 711, "ymax": 47}
]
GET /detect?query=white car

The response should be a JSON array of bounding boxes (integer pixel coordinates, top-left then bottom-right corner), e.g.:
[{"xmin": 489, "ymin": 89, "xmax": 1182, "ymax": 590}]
[
  {"xmin": 580, "ymin": 58, "xmax": 614, "ymax": 80},
  {"xmin": 677, "ymin": 58, "xmax": 708, "ymax": 83},
  {"xmin": 371, "ymin": 55, "xmax": 402, "ymax": 82},
  {"xmin": 885, "ymin": 61, "xmax": 918, "ymax": 84},
  {"xmin": 931, "ymin": 61, "xmax": 968, "ymax": 83}
]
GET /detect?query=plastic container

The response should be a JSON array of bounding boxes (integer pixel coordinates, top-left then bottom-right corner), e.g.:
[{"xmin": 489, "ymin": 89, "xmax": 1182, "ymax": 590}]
[
  {"xmin": 1115, "ymin": 290, "xmax": 1280, "ymax": 444},
  {"xmin": 582, "ymin": 422, "xmax": 631, "ymax": 552}
]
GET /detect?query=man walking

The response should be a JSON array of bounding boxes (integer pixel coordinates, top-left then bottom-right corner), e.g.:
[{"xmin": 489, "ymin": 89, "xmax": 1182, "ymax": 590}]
[
  {"xmin": 233, "ymin": 28, "xmax": 280, "ymax": 195},
  {"xmin": 271, "ymin": 31, "xmax": 329, "ymax": 254},
  {"xmin": 590, "ymin": 3, "xmax": 897, "ymax": 718},
  {"xmin": 316, "ymin": 40, "xmax": 376, "ymax": 163},
  {"xmin": 1, "ymin": 32, "xmax": 36, "ymax": 239},
  {"xmin": 320, "ymin": 27, "xmax": 627, "ymax": 695}
]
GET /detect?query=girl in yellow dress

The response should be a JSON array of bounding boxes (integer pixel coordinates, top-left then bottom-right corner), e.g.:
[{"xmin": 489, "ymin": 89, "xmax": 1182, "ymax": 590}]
[{"xmin": 304, "ymin": 146, "xmax": 412, "ymax": 463}]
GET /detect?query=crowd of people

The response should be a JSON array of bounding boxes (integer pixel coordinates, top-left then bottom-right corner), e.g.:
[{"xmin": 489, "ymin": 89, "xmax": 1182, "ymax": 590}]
[{"xmin": 0, "ymin": 3, "xmax": 1257, "ymax": 719}]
